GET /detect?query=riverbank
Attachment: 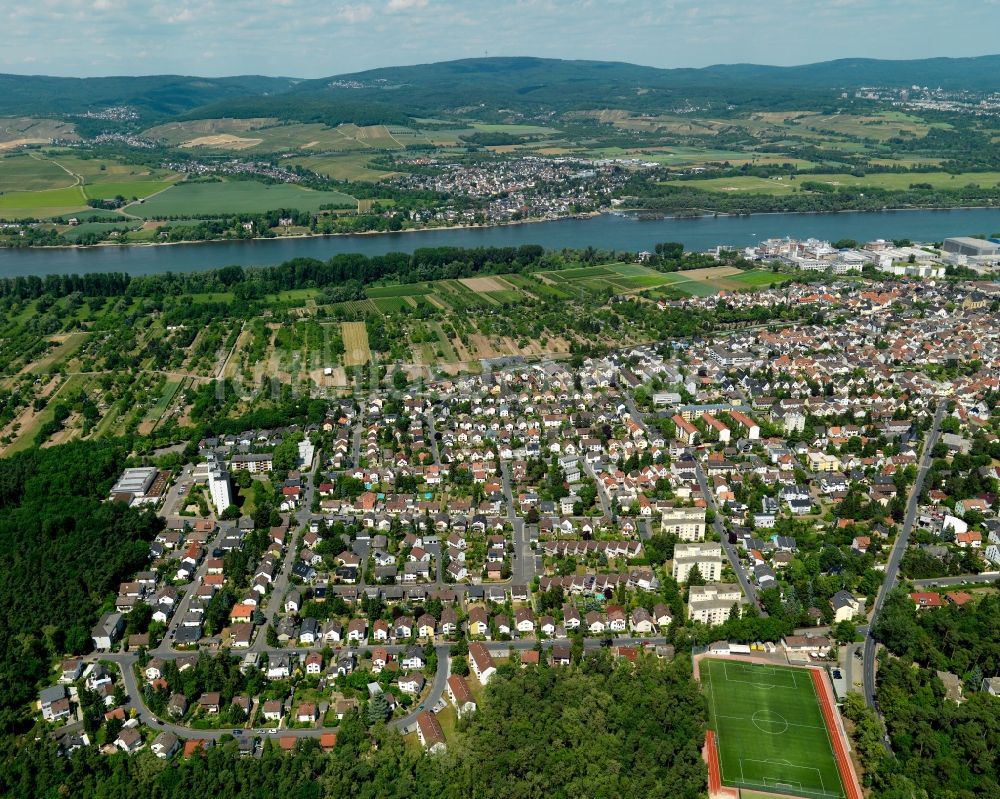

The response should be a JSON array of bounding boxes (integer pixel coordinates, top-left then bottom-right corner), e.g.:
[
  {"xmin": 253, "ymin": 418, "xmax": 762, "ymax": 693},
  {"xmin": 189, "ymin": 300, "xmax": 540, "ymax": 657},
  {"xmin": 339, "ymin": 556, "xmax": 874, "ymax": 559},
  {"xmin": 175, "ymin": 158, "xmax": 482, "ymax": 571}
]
[
  {"xmin": 0, "ymin": 210, "xmax": 603, "ymax": 251},
  {"xmin": 1, "ymin": 206, "xmax": 998, "ymax": 278}
]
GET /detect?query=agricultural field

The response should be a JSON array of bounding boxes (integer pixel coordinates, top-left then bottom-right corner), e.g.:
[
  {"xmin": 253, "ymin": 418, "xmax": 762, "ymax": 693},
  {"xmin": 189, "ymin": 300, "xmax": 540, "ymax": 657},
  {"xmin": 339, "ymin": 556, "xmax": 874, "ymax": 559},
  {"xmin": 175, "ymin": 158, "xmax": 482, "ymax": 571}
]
[
  {"xmin": 341, "ymin": 322, "xmax": 372, "ymax": 366},
  {"xmin": 664, "ymin": 170, "xmax": 1000, "ymax": 196},
  {"xmin": 136, "ymin": 179, "xmax": 356, "ymax": 218},
  {"xmin": 286, "ymin": 153, "xmax": 400, "ymax": 181},
  {"xmin": 701, "ymin": 658, "xmax": 849, "ymax": 799},
  {"xmin": 0, "ymin": 150, "xmax": 181, "ymax": 219}
]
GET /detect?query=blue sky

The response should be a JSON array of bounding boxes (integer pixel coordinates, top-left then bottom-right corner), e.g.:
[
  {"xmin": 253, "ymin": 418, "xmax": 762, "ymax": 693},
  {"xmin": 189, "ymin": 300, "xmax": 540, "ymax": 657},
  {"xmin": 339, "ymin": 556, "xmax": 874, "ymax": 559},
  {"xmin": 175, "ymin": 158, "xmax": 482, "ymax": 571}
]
[{"xmin": 5, "ymin": 0, "xmax": 1000, "ymax": 77}]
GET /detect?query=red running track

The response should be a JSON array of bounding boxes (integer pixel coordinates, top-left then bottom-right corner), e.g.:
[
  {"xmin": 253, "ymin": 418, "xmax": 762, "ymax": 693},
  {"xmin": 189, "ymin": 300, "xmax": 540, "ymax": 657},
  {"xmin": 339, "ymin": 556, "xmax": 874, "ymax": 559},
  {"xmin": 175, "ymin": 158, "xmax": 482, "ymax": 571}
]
[
  {"xmin": 705, "ymin": 730, "xmax": 722, "ymax": 794},
  {"xmin": 810, "ymin": 669, "xmax": 863, "ymax": 799}
]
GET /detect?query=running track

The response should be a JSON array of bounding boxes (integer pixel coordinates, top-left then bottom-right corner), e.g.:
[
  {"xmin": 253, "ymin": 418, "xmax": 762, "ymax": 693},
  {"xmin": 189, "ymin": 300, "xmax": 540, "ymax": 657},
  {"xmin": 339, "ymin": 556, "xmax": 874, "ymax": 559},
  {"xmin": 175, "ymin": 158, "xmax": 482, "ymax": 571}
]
[{"xmin": 810, "ymin": 669, "xmax": 863, "ymax": 799}]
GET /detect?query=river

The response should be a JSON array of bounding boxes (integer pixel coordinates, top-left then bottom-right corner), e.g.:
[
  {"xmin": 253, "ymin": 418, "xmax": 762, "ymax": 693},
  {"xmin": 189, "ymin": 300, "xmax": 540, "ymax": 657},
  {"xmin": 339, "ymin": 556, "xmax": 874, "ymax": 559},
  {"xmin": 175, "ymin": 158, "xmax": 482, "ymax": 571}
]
[{"xmin": 1, "ymin": 207, "xmax": 999, "ymax": 278}]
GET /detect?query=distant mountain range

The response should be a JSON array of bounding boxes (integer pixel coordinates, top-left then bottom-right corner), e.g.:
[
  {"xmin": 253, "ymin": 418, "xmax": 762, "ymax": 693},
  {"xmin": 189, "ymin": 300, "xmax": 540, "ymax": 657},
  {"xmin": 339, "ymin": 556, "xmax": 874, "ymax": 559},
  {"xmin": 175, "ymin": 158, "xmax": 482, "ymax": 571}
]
[{"xmin": 2, "ymin": 54, "xmax": 998, "ymax": 122}]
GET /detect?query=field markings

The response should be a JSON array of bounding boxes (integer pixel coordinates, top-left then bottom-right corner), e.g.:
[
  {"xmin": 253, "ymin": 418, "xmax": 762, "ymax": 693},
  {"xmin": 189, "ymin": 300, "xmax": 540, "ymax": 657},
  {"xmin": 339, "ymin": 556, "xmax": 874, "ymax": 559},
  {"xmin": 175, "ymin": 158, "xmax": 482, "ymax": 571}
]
[{"xmin": 705, "ymin": 658, "xmax": 846, "ymax": 799}]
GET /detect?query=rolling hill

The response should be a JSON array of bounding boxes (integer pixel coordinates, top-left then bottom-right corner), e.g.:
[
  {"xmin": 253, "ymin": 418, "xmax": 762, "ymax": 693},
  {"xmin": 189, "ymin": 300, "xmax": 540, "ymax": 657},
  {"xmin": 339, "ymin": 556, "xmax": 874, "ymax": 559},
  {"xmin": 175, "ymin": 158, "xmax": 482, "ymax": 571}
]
[{"xmin": 2, "ymin": 54, "xmax": 999, "ymax": 123}]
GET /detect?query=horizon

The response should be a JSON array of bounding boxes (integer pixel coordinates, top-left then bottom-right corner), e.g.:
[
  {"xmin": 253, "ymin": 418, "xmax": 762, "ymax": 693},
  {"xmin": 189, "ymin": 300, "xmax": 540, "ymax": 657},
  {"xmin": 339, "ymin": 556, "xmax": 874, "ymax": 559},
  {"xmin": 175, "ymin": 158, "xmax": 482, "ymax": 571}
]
[
  {"xmin": 3, "ymin": 50, "xmax": 1000, "ymax": 81},
  {"xmin": 4, "ymin": 0, "xmax": 1000, "ymax": 78}
]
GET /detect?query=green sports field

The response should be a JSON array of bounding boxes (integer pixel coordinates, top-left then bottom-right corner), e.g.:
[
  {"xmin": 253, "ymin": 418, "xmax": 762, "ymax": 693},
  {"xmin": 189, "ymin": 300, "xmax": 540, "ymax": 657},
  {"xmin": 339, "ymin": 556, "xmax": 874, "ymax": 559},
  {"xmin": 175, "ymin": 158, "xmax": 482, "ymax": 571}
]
[{"xmin": 701, "ymin": 658, "xmax": 846, "ymax": 799}]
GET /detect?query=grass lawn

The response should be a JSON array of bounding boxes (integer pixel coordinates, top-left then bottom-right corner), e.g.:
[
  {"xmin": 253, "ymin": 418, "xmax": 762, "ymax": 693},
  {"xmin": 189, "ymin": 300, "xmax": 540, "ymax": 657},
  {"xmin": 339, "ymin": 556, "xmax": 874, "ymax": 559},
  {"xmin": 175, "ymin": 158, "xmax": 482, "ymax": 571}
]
[
  {"xmin": 136, "ymin": 179, "xmax": 356, "ymax": 218},
  {"xmin": 701, "ymin": 658, "xmax": 846, "ymax": 799},
  {"xmin": 728, "ymin": 270, "xmax": 790, "ymax": 287},
  {"xmin": 143, "ymin": 379, "xmax": 183, "ymax": 423}
]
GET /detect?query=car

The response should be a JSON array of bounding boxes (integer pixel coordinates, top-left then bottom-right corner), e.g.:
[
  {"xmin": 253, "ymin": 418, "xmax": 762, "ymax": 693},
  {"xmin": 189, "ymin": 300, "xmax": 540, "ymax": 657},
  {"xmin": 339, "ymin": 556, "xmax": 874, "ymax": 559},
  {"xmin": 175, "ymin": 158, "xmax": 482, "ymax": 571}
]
[
  {"xmin": 268, "ymin": 728, "xmax": 277, "ymax": 734},
  {"xmin": 419, "ymin": 704, "xmax": 425, "ymax": 711},
  {"xmin": 156, "ymin": 719, "xmax": 164, "ymax": 726},
  {"xmin": 232, "ymin": 729, "xmax": 241, "ymax": 735}
]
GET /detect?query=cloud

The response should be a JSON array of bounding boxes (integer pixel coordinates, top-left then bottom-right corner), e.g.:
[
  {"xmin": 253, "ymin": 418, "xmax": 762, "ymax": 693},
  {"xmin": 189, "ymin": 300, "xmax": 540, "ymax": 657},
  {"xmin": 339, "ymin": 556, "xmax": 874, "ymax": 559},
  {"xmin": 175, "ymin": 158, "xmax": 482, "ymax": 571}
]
[
  {"xmin": 93, "ymin": 0, "xmax": 113, "ymax": 9},
  {"xmin": 337, "ymin": 4, "xmax": 374, "ymax": 23},
  {"xmin": 386, "ymin": 0, "xmax": 428, "ymax": 11}
]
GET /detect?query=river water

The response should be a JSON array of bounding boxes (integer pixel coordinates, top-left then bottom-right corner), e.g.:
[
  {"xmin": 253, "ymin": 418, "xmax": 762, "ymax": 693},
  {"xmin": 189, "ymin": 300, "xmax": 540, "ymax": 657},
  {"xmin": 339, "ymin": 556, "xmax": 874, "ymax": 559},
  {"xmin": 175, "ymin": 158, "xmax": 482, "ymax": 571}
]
[{"xmin": 1, "ymin": 208, "xmax": 999, "ymax": 277}]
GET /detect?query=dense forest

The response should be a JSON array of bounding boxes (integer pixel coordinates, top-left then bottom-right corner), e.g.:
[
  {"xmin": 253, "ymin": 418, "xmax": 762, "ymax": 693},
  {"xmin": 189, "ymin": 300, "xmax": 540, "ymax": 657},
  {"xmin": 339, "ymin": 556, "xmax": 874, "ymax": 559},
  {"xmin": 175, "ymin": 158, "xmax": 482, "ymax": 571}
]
[
  {"xmin": 842, "ymin": 587, "xmax": 1000, "ymax": 798},
  {"xmin": 0, "ymin": 441, "xmax": 162, "ymax": 732},
  {"xmin": 0, "ymin": 653, "xmax": 706, "ymax": 799}
]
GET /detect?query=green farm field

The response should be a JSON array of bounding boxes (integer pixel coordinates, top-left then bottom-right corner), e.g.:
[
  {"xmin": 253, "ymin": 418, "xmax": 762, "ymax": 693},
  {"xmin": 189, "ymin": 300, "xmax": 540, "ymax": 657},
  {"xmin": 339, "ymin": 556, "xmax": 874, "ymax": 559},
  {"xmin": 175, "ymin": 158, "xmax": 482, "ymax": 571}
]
[
  {"xmin": 701, "ymin": 658, "xmax": 846, "ymax": 799},
  {"xmin": 135, "ymin": 179, "xmax": 356, "ymax": 217},
  {"xmin": 667, "ymin": 171, "xmax": 1000, "ymax": 195}
]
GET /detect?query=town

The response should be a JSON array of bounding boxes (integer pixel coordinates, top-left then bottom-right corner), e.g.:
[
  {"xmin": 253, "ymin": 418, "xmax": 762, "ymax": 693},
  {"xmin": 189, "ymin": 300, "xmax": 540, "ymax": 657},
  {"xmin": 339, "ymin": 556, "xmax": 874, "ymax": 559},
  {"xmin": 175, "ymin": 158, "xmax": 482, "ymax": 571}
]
[{"xmin": 32, "ymin": 259, "xmax": 1000, "ymax": 779}]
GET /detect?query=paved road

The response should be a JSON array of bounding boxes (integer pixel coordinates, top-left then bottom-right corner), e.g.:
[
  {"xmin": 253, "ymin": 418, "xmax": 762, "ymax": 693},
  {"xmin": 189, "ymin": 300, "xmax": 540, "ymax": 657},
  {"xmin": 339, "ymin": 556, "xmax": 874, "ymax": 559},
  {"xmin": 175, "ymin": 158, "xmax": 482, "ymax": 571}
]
[
  {"xmin": 623, "ymin": 389, "xmax": 759, "ymax": 609},
  {"xmin": 93, "ymin": 632, "xmax": 671, "ymax": 742},
  {"xmin": 692, "ymin": 459, "xmax": 761, "ymax": 612},
  {"xmin": 499, "ymin": 460, "xmax": 531, "ymax": 586},
  {"xmin": 391, "ymin": 645, "xmax": 450, "ymax": 731},
  {"xmin": 911, "ymin": 572, "xmax": 1000, "ymax": 588},
  {"xmin": 862, "ymin": 401, "xmax": 946, "ymax": 733}
]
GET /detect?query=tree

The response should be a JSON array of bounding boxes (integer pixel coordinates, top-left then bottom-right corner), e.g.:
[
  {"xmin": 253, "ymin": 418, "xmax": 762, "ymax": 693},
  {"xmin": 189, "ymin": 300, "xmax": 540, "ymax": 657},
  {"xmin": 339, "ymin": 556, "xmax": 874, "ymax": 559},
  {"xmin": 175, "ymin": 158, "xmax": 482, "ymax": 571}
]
[
  {"xmin": 685, "ymin": 564, "xmax": 706, "ymax": 587},
  {"xmin": 833, "ymin": 619, "xmax": 857, "ymax": 644},
  {"xmin": 450, "ymin": 656, "xmax": 469, "ymax": 677},
  {"xmin": 367, "ymin": 691, "xmax": 390, "ymax": 724}
]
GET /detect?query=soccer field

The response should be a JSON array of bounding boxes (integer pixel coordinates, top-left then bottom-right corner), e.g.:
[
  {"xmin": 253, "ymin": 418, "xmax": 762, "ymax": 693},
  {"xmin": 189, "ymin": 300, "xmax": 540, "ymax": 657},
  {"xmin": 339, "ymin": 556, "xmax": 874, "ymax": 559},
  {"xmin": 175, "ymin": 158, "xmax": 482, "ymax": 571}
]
[{"xmin": 701, "ymin": 658, "xmax": 847, "ymax": 799}]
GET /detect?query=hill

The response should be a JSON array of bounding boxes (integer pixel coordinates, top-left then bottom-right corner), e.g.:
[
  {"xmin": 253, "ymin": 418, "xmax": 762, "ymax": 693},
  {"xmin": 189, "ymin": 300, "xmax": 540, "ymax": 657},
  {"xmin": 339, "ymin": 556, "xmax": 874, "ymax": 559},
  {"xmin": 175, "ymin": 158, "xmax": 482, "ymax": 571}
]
[
  {"xmin": 3, "ymin": 54, "xmax": 1000, "ymax": 123},
  {"xmin": 189, "ymin": 54, "xmax": 1000, "ymax": 121},
  {"xmin": 0, "ymin": 74, "xmax": 299, "ymax": 118}
]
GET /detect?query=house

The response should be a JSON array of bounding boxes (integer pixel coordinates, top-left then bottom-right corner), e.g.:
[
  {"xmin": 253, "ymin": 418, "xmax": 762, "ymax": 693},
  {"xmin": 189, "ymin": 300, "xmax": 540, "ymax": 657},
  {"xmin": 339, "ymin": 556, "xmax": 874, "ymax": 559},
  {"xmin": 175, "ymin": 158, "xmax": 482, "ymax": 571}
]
[
  {"xmin": 515, "ymin": 608, "xmax": 535, "ymax": 634},
  {"xmin": 305, "ymin": 652, "xmax": 323, "ymax": 675},
  {"xmin": 296, "ymin": 703, "xmax": 318, "ymax": 723},
  {"xmin": 151, "ymin": 731, "xmax": 180, "ymax": 760},
  {"xmin": 446, "ymin": 675, "xmax": 476, "ymax": 716},
  {"xmin": 197, "ymin": 692, "xmax": 221, "ymax": 714},
  {"xmin": 167, "ymin": 693, "xmax": 188, "ymax": 718},
  {"xmin": 586, "ymin": 611, "xmax": 605, "ymax": 634},
  {"xmin": 467, "ymin": 606, "xmax": 489, "ymax": 637},
  {"xmin": 653, "ymin": 603, "xmax": 673, "ymax": 628},
  {"xmin": 60, "ymin": 658, "xmax": 83, "ymax": 683},
  {"xmin": 630, "ymin": 607, "xmax": 654, "ymax": 633},
  {"xmin": 91, "ymin": 612, "xmax": 124, "ymax": 651},
  {"xmin": 416, "ymin": 710, "xmax": 446, "ymax": 753},
  {"xmin": 401, "ymin": 646, "xmax": 425, "ymax": 670},
  {"xmin": 911, "ymin": 592, "xmax": 946, "ymax": 610},
  {"xmin": 262, "ymin": 700, "xmax": 284, "ymax": 721},
  {"xmin": 831, "ymin": 591, "xmax": 864, "ymax": 623},
  {"xmin": 40, "ymin": 686, "xmax": 69, "ymax": 721},
  {"xmin": 347, "ymin": 618, "xmax": 367, "ymax": 642},
  {"xmin": 267, "ymin": 654, "xmax": 291, "ymax": 679},
  {"xmin": 469, "ymin": 642, "xmax": 497, "ymax": 685},
  {"xmin": 399, "ymin": 672, "xmax": 426, "ymax": 695},
  {"xmin": 115, "ymin": 728, "xmax": 144, "ymax": 754}
]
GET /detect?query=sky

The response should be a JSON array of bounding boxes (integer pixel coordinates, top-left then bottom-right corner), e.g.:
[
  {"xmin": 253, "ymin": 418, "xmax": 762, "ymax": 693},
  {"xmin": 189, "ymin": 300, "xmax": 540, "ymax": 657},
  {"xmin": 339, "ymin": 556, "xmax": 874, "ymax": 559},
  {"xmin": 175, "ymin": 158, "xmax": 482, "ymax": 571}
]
[{"xmin": 4, "ymin": 0, "xmax": 1000, "ymax": 78}]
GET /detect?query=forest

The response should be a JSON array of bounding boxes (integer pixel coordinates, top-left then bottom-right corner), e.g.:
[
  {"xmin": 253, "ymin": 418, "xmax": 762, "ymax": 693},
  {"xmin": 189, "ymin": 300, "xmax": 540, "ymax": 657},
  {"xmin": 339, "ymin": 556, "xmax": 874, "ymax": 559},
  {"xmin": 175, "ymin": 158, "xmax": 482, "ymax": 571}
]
[
  {"xmin": 843, "ymin": 587, "xmax": 1000, "ymax": 798},
  {"xmin": 0, "ymin": 441, "xmax": 162, "ymax": 732},
  {"xmin": 0, "ymin": 653, "xmax": 706, "ymax": 799}
]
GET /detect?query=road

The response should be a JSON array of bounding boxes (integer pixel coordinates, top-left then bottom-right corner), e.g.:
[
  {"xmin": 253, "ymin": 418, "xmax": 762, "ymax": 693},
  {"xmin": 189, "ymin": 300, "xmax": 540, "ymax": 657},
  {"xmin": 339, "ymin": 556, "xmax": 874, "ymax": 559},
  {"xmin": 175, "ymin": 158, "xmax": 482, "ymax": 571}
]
[
  {"xmin": 862, "ymin": 401, "xmax": 947, "ymax": 729},
  {"xmin": 391, "ymin": 645, "xmax": 450, "ymax": 732},
  {"xmin": 623, "ymin": 390, "xmax": 760, "ymax": 609},
  {"xmin": 499, "ymin": 460, "xmax": 532, "ymax": 586},
  {"xmin": 692, "ymin": 459, "xmax": 761, "ymax": 612},
  {"xmin": 95, "ymin": 632, "xmax": 672, "ymax": 742},
  {"xmin": 911, "ymin": 572, "xmax": 1000, "ymax": 588}
]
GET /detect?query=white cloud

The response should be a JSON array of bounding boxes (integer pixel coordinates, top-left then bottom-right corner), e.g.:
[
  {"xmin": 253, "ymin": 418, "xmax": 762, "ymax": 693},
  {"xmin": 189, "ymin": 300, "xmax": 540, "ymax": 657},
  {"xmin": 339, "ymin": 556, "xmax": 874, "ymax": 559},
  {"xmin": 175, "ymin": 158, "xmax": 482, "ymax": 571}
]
[
  {"xmin": 387, "ymin": 0, "xmax": 428, "ymax": 12},
  {"xmin": 93, "ymin": 0, "xmax": 114, "ymax": 10},
  {"xmin": 337, "ymin": 4, "xmax": 374, "ymax": 23}
]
